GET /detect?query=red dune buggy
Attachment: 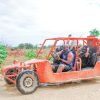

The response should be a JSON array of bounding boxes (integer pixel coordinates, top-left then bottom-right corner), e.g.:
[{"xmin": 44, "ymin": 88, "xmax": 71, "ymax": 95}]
[{"xmin": 1, "ymin": 36, "xmax": 100, "ymax": 94}]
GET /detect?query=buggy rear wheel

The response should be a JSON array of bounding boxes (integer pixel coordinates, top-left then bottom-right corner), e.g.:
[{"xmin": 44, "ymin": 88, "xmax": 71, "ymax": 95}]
[
  {"xmin": 4, "ymin": 68, "xmax": 17, "ymax": 85},
  {"xmin": 91, "ymin": 53, "xmax": 97, "ymax": 66},
  {"xmin": 16, "ymin": 70, "xmax": 39, "ymax": 94}
]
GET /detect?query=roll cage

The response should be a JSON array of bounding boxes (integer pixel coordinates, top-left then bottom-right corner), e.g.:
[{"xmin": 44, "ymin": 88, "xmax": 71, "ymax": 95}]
[{"xmin": 36, "ymin": 36, "xmax": 100, "ymax": 60}]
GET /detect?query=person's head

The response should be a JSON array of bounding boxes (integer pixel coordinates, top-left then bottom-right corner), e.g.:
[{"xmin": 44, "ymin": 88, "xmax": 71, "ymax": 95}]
[
  {"xmin": 68, "ymin": 34, "xmax": 72, "ymax": 37},
  {"xmin": 64, "ymin": 45, "xmax": 69, "ymax": 51}
]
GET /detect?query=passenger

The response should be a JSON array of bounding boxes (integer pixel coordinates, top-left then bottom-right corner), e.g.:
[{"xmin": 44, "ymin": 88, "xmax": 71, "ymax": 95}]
[{"xmin": 56, "ymin": 45, "xmax": 75, "ymax": 72}]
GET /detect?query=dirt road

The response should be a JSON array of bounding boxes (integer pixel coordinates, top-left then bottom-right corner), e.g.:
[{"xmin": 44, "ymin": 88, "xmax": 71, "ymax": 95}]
[{"xmin": 0, "ymin": 78, "xmax": 100, "ymax": 100}]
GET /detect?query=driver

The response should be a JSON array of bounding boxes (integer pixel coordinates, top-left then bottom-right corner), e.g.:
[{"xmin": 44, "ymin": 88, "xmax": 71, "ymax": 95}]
[{"xmin": 56, "ymin": 45, "xmax": 75, "ymax": 72}]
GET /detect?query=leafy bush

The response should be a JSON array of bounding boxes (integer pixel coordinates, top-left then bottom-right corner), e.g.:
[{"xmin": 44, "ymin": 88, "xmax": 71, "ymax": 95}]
[
  {"xmin": 0, "ymin": 44, "xmax": 7, "ymax": 68},
  {"xmin": 25, "ymin": 49, "xmax": 36, "ymax": 60}
]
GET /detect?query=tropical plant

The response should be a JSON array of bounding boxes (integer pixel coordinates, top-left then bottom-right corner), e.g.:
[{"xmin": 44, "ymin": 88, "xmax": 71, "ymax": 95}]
[{"xmin": 90, "ymin": 29, "xmax": 100, "ymax": 37}]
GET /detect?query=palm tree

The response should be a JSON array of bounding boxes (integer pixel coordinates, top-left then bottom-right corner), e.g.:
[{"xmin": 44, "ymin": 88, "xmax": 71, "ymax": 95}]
[{"xmin": 90, "ymin": 29, "xmax": 100, "ymax": 37}]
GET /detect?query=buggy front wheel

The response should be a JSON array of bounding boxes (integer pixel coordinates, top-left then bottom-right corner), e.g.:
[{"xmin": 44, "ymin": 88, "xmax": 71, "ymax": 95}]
[{"xmin": 16, "ymin": 70, "xmax": 39, "ymax": 94}]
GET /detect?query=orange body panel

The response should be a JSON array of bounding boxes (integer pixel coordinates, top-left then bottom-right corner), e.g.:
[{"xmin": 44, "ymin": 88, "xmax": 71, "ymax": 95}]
[{"xmin": 35, "ymin": 61, "xmax": 100, "ymax": 83}]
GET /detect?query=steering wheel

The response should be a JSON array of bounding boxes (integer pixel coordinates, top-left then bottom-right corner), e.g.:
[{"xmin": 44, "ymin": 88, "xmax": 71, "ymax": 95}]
[{"xmin": 51, "ymin": 51, "xmax": 61, "ymax": 61}]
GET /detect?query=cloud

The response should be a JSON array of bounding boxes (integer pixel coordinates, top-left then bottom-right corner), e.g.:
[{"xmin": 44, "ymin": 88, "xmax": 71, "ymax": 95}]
[{"xmin": 0, "ymin": 0, "xmax": 100, "ymax": 46}]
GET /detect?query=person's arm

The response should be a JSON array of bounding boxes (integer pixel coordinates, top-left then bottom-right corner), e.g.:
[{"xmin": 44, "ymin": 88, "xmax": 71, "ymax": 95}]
[
  {"xmin": 56, "ymin": 50, "xmax": 63, "ymax": 56},
  {"xmin": 60, "ymin": 52, "xmax": 73, "ymax": 64}
]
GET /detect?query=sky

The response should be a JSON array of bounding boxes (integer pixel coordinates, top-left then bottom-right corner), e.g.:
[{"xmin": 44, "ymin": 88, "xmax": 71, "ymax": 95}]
[{"xmin": 0, "ymin": 0, "xmax": 100, "ymax": 46}]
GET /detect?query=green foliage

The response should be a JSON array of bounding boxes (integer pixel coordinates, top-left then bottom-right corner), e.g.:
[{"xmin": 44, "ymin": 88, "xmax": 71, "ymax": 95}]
[
  {"xmin": 25, "ymin": 49, "xmax": 36, "ymax": 60},
  {"xmin": 18, "ymin": 43, "xmax": 25, "ymax": 49},
  {"xmin": 90, "ymin": 29, "xmax": 100, "ymax": 37},
  {"xmin": 24, "ymin": 43, "xmax": 33, "ymax": 49},
  {"xmin": 18, "ymin": 43, "xmax": 33, "ymax": 49},
  {"xmin": 0, "ymin": 44, "xmax": 7, "ymax": 67}
]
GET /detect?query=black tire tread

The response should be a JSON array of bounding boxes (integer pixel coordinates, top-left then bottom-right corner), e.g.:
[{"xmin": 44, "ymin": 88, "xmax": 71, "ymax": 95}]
[{"xmin": 16, "ymin": 70, "xmax": 39, "ymax": 94}]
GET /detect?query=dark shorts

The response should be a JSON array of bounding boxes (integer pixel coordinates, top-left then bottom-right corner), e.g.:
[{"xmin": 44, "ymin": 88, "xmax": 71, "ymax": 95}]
[
  {"xmin": 52, "ymin": 63, "xmax": 73, "ymax": 72},
  {"xmin": 59, "ymin": 64, "xmax": 70, "ymax": 71}
]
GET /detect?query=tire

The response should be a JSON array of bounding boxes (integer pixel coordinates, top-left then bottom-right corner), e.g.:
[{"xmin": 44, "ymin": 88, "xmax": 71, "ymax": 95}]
[
  {"xmin": 16, "ymin": 70, "xmax": 39, "ymax": 94},
  {"xmin": 4, "ymin": 69, "xmax": 17, "ymax": 85},
  {"xmin": 91, "ymin": 53, "xmax": 97, "ymax": 66}
]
